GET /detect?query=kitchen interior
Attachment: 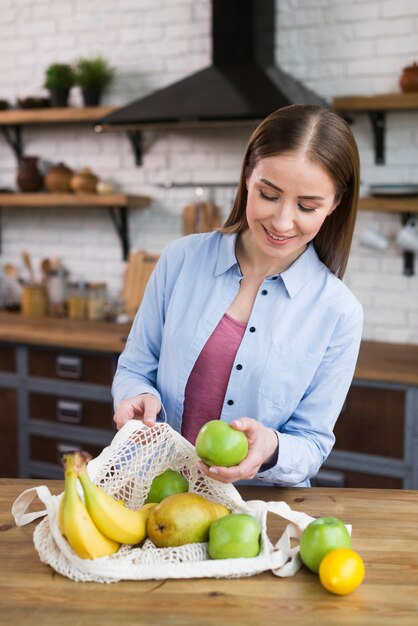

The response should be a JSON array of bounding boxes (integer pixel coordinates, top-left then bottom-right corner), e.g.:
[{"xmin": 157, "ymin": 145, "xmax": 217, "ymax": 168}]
[{"xmin": 0, "ymin": 0, "xmax": 417, "ymax": 491}]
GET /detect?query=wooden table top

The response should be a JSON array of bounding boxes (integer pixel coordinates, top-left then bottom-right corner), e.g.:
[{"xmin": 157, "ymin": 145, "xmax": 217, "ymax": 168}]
[
  {"xmin": 1, "ymin": 479, "xmax": 418, "ymax": 626},
  {"xmin": 0, "ymin": 311, "xmax": 417, "ymax": 384}
]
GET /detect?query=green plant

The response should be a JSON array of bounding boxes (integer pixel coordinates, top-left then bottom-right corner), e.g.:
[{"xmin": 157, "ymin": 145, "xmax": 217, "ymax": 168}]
[
  {"xmin": 44, "ymin": 63, "xmax": 76, "ymax": 91},
  {"xmin": 75, "ymin": 56, "xmax": 115, "ymax": 91}
]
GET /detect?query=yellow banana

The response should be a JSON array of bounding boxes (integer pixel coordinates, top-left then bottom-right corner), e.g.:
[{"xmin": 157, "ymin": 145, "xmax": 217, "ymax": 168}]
[
  {"xmin": 60, "ymin": 453, "xmax": 120, "ymax": 559},
  {"xmin": 74, "ymin": 451, "xmax": 156, "ymax": 545}
]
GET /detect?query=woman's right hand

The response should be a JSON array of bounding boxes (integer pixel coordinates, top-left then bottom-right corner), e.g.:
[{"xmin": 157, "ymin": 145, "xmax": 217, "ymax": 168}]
[{"xmin": 113, "ymin": 393, "xmax": 162, "ymax": 430}]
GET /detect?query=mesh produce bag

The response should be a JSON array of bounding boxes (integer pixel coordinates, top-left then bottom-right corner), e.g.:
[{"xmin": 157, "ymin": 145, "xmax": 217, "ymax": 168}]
[{"xmin": 12, "ymin": 420, "xmax": 321, "ymax": 583}]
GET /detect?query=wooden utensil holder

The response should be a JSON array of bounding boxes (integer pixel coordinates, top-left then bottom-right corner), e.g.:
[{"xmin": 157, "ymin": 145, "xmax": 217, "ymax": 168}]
[{"xmin": 21, "ymin": 285, "xmax": 47, "ymax": 317}]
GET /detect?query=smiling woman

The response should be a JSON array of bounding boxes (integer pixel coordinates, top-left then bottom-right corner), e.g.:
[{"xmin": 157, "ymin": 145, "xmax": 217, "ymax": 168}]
[{"xmin": 112, "ymin": 104, "xmax": 363, "ymax": 489}]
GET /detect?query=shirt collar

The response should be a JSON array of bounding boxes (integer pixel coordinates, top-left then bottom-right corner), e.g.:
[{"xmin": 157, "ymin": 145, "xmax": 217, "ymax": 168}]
[
  {"xmin": 215, "ymin": 234, "xmax": 325, "ymax": 297},
  {"xmin": 215, "ymin": 233, "xmax": 240, "ymax": 276},
  {"xmin": 280, "ymin": 242, "xmax": 325, "ymax": 298}
]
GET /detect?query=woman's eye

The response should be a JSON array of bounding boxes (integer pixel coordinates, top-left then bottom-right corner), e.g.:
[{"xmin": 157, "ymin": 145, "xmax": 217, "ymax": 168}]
[
  {"xmin": 298, "ymin": 204, "xmax": 317, "ymax": 213},
  {"xmin": 259, "ymin": 190, "xmax": 278, "ymax": 202}
]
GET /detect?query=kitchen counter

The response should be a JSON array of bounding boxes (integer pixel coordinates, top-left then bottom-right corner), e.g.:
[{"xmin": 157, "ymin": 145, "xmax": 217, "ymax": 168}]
[
  {"xmin": 1, "ymin": 479, "xmax": 418, "ymax": 625},
  {"xmin": 0, "ymin": 311, "xmax": 417, "ymax": 383}
]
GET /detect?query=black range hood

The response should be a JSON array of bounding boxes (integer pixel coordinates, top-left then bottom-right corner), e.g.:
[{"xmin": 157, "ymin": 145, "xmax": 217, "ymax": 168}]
[{"xmin": 98, "ymin": 0, "xmax": 327, "ymax": 131}]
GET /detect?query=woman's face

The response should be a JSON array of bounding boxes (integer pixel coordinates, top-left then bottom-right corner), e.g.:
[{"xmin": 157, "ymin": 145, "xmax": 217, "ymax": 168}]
[{"xmin": 245, "ymin": 151, "xmax": 339, "ymax": 269}]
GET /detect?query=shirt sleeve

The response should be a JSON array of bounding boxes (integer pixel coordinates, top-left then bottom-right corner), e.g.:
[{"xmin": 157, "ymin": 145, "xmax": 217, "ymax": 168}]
[
  {"xmin": 256, "ymin": 300, "xmax": 364, "ymax": 486},
  {"xmin": 112, "ymin": 251, "xmax": 168, "ymax": 411}
]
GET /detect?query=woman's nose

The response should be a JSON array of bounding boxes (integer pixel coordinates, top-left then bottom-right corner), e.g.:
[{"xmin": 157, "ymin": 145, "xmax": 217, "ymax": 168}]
[{"xmin": 270, "ymin": 203, "xmax": 294, "ymax": 231}]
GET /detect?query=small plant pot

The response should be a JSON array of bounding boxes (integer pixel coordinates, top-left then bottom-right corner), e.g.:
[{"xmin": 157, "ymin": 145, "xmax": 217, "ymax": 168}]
[
  {"xmin": 49, "ymin": 88, "xmax": 70, "ymax": 107},
  {"xmin": 81, "ymin": 87, "xmax": 102, "ymax": 107}
]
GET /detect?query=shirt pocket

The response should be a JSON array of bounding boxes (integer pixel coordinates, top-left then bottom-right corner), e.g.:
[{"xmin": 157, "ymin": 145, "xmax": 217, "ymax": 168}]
[{"xmin": 258, "ymin": 341, "xmax": 321, "ymax": 411}]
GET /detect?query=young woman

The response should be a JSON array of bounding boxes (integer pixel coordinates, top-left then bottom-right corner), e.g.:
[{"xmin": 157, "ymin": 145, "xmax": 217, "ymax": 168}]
[{"xmin": 112, "ymin": 104, "xmax": 363, "ymax": 487}]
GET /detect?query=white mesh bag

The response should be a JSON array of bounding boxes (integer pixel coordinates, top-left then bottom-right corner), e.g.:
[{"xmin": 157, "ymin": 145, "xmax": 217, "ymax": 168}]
[{"xmin": 12, "ymin": 420, "xmax": 326, "ymax": 583}]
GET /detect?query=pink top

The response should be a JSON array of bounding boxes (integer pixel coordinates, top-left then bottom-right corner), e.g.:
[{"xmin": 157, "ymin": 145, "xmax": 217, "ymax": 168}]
[{"xmin": 181, "ymin": 313, "xmax": 247, "ymax": 444}]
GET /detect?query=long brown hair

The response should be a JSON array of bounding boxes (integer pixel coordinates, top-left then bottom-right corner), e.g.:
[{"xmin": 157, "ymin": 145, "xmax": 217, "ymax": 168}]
[{"xmin": 221, "ymin": 105, "xmax": 360, "ymax": 277}]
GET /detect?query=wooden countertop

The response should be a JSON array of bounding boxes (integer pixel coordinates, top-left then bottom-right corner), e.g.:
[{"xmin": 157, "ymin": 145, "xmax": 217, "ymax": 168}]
[
  {"xmin": 0, "ymin": 311, "xmax": 417, "ymax": 385},
  {"xmin": 1, "ymin": 479, "xmax": 418, "ymax": 626}
]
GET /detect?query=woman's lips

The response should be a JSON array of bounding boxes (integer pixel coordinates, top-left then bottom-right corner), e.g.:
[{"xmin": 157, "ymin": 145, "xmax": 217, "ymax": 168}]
[{"xmin": 263, "ymin": 225, "xmax": 296, "ymax": 245}]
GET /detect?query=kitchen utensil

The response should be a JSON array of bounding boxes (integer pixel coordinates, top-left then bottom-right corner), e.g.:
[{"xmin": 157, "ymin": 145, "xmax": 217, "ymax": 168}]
[
  {"xmin": 182, "ymin": 201, "xmax": 222, "ymax": 235},
  {"xmin": 44, "ymin": 162, "xmax": 74, "ymax": 193},
  {"xmin": 396, "ymin": 217, "xmax": 418, "ymax": 252},
  {"xmin": 16, "ymin": 156, "xmax": 44, "ymax": 192},
  {"xmin": 123, "ymin": 250, "xmax": 159, "ymax": 320},
  {"xmin": 369, "ymin": 183, "xmax": 418, "ymax": 196},
  {"xmin": 21, "ymin": 285, "xmax": 47, "ymax": 317},
  {"xmin": 399, "ymin": 61, "xmax": 418, "ymax": 93},
  {"xmin": 21, "ymin": 250, "xmax": 36, "ymax": 284},
  {"xmin": 70, "ymin": 167, "xmax": 98, "ymax": 194},
  {"xmin": 359, "ymin": 226, "xmax": 389, "ymax": 251}
]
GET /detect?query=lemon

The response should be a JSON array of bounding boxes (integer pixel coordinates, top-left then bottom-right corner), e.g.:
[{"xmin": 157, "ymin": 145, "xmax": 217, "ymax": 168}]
[{"xmin": 318, "ymin": 548, "xmax": 365, "ymax": 595}]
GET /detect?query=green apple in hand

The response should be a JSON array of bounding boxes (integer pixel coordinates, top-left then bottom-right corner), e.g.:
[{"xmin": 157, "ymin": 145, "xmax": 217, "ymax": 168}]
[
  {"xmin": 195, "ymin": 420, "xmax": 248, "ymax": 467},
  {"xmin": 145, "ymin": 469, "xmax": 189, "ymax": 503},
  {"xmin": 299, "ymin": 517, "xmax": 352, "ymax": 573},
  {"xmin": 209, "ymin": 513, "xmax": 262, "ymax": 559}
]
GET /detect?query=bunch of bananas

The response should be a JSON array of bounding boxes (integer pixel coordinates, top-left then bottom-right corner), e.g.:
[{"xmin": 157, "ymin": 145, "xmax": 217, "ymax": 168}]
[{"xmin": 59, "ymin": 451, "xmax": 155, "ymax": 560}]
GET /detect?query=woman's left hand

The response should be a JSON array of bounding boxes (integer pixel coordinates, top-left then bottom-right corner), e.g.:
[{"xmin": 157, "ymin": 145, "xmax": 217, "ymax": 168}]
[{"xmin": 196, "ymin": 418, "xmax": 278, "ymax": 483}]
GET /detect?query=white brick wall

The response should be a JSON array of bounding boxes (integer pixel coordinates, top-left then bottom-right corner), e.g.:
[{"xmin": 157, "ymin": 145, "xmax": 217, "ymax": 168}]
[{"xmin": 0, "ymin": 0, "xmax": 417, "ymax": 343}]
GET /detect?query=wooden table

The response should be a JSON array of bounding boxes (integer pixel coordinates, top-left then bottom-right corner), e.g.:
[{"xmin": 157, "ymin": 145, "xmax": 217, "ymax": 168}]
[{"xmin": 1, "ymin": 480, "xmax": 418, "ymax": 625}]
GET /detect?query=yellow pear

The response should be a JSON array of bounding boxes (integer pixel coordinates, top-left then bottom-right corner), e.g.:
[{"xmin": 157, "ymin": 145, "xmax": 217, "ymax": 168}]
[{"xmin": 147, "ymin": 492, "xmax": 230, "ymax": 548}]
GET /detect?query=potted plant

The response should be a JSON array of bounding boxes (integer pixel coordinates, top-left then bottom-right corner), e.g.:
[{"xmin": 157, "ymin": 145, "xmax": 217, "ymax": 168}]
[
  {"xmin": 44, "ymin": 63, "xmax": 76, "ymax": 107},
  {"xmin": 75, "ymin": 56, "xmax": 115, "ymax": 106}
]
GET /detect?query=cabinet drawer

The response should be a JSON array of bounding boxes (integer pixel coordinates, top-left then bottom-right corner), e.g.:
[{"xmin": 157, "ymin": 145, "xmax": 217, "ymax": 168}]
[
  {"xmin": 30, "ymin": 435, "xmax": 107, "ymax": 466},
  {"xmin": 29, "ymin": 393, "xmax": 115, "ymax": 431},
  {"xmin": 334, "ymin": 385, "xmax": 405, "ymax": 459},
  {"xmin": 0, "ymin": 389, "xmax": 18, "ymax": 477},
  {"xmin": 313, "ymin": 468, "xmax": 403, "ymax": 489},
  {"xmin": 28, "ymin": 348, "xmax": 114, "ymax": 384},
  {"xmin": 0, "ymin": 346, "xmax": 15, "ymax": 372}
]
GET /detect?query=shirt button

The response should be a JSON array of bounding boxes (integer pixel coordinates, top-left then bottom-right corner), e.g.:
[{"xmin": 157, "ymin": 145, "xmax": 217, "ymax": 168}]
[
  {"xmin": 227, "ymin": 399, "xmax": 234, "ymax": 406},
  {"xmin": 236, "ymin": 364, "xmax": 243, "ymax": 370},
  {"xmin": 271, "ymin": 275, "xmax": 278, "ymax": 280},
  {"xmin": 249, "ymin": 326, "xmax": 256, "ymax": 333},
  {"xmin": 261, "ymin": 289, "xmax": 268, "ymax": 295}
]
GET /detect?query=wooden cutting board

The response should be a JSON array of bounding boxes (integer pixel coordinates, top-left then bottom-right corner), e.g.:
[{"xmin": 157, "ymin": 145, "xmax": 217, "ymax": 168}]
[
  {"xmin": 182, "ymin": 201, "xmax": 222, "ymax": 235},
  {"xmin": 123, "ymin": 250, "xmax": 159, "ymax": 320}
]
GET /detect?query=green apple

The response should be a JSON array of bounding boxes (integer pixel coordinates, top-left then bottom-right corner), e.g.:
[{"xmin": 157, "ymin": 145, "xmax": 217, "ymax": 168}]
[
  {"xmin": 145, "ymin": 469, "xmax": 189, "ymax": 503},
  {"xmin": 299, "ymin": 517, "xmax": 352, "ymax": 573},
  {"xmin": 195, "ymin": 420, "xmax": 249, "ymax": 467},
  {"xmin": 208, "ymin": 513, "xmax": 261, "ymax": 559}
]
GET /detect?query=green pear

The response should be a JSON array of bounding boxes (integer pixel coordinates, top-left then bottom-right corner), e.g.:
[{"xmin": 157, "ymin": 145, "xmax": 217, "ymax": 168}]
[
  {"xmin": 147, "ymin": 492, "xmax": 230, "ymax": 548},
  {"xmin": 209, "ymin": 514, "xmax": 262, "ymax": 559},
  {"xmin": 145, "ymin": 469, "xmax": 189, "ymax": 503}
]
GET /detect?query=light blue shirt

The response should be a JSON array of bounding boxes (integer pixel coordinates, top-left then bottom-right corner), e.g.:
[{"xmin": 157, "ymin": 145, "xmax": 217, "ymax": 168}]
[{"xmin": 113, "ymin": 232, "xmax": 363, "ymax": 487}]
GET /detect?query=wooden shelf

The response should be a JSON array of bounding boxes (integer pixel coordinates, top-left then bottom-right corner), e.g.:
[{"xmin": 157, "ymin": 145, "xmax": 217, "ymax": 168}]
[
  {"xmin": 332, "ymin": 92, "xmax": 418, "ymax": 165},
  {"xmin": 0, "ymin": 106, "xmax": 117, "ymax": 126},
  {"xmin": 0, "ymin": 193, "xmax": 151, "ymax": 260},
  {"xmin": 0, "ymin": 192, "xmax": 150, "ymax": 208},
  {"xmin": 358, "ymin": 196, "xmax": 418, "ymax": 213}
]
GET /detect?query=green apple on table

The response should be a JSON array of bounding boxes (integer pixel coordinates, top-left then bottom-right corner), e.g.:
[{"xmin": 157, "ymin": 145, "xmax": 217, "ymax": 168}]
[
  {"xmin": 208, "ymin": 513, "xmax": 262, "ymax": 559},
  {"xmin": 299, "ymin": 516, "xmax": 352, "ymax": 573},
  {"xmin": 195, "ymin": 420, "xmax": 249, "ymax": 467}
]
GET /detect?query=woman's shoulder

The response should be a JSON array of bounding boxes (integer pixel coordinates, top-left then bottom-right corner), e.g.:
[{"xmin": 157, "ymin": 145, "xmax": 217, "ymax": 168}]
[{"xmin": 321, "ymin": 266, "xmax": 363, "ymax": 320}]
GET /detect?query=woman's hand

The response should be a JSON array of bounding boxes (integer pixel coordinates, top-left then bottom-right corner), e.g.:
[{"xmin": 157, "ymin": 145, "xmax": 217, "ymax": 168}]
[
  {"xmin": 196, "ymin": 418, "xmax": 279, "ymax": 483},
  {"xmin": 113, "ymin": 393, "xmax": 162, "ymax": 430}
]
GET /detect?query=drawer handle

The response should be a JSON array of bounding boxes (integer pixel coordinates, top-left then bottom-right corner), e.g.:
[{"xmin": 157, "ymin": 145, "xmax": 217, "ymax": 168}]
[
  {"xmin": 56, "ymin": 355, "xmax": 82, "ymax": 379},
  {"xmin": 56, "ymin": 400, "xmax": 84, "ymax": 424}
]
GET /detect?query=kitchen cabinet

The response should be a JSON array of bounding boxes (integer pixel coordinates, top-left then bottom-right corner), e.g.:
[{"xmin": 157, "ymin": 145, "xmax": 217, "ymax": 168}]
[
  {"xmin": 314, "ymin": 342, "xmax": 418, "ymax": 489},
  {"xmin": 0, "ymin": 313, "xmax": 129, "ymax": 479},
  {"xmin": 0, "ymin": 345, "xmax": 18, "ymax": 477}
]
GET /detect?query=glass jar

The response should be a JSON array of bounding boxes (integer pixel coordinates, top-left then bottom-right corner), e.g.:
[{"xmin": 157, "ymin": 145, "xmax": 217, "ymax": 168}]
[
  {"xmin": 67, "ymin": 281, "xmax": 88, "ymax": 320},
  {"xmin": 46, "ymin": 268, "xmax": 67, "ymax": 317},
  {"xmin": 87, "ymin": 282, "xmax": 107, "ymax": 321}
]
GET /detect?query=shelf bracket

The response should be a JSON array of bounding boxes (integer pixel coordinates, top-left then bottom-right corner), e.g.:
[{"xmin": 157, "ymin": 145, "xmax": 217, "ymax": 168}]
[
  {"xmin": 1, "ymin": 125, "xmax": 23, "ymax": 161},
  {"xmin": 127, "ymin": 131, "xmax": 143, "ymax": 166},
  {"xmin": 108, "ymin": 206, "xmax": 129, "ymax": 261},
  {"xmin": 368, "ymin": 111, "xmax": 385, "ymax": 165},
  {"xmin": 401, "ymin": 213, "xmax": 415, "ymax": 276}
]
